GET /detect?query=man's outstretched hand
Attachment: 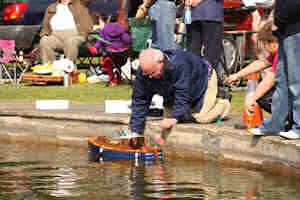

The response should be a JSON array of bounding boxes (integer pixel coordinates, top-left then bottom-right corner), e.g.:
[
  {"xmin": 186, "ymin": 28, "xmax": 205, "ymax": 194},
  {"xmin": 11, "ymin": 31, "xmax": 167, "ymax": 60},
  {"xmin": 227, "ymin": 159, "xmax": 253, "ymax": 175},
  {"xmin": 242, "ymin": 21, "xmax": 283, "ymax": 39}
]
[{"xmin": 160, "ymin": 118, "xmax": 178, "ymax": 130}]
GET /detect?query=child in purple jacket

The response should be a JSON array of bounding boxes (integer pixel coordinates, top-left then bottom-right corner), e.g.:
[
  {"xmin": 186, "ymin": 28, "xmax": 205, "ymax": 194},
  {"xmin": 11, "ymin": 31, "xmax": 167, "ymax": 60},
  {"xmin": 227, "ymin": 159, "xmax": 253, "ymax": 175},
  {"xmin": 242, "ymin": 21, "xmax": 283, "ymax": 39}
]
[{"xmin": 88, "ymin": 22, "xmax": 131, "ymax": 56}]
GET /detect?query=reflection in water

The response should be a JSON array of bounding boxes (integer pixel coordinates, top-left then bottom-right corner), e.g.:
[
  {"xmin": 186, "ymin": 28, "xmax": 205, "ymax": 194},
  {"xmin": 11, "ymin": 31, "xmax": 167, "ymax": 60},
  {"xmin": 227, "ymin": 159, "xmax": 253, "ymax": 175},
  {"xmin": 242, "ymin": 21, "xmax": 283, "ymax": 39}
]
[{"xmin": 0, "ymin": 142, "xmax": 299, "ymax": 200}]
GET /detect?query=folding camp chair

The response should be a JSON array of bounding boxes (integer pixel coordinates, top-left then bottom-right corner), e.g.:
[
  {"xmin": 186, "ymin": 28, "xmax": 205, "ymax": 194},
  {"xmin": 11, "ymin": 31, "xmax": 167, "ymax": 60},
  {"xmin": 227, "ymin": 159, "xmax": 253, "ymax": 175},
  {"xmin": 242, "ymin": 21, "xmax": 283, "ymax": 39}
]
[
  {"xmin": 0, "ymin": 40, "xmax": 37, "ymax": 85},
  {"xmin": 128, "ymin": 18, "xmax": 152, "ymax": 54},
  {"xmin": 0, "ymin": 40, "xmax": 17, "ymax": 84},
  {"xmin": 85, "ymin": 19, "xmax": 152, "ymax": 87}
]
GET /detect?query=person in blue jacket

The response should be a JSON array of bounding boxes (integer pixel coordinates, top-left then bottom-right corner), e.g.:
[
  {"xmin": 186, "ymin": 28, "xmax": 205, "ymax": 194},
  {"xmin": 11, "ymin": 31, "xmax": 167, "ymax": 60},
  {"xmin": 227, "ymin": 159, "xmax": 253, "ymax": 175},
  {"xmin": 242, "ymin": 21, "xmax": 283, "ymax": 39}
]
[{"xmin": 128, "ymin": 48, "xmax": 231, "ymax": 138}]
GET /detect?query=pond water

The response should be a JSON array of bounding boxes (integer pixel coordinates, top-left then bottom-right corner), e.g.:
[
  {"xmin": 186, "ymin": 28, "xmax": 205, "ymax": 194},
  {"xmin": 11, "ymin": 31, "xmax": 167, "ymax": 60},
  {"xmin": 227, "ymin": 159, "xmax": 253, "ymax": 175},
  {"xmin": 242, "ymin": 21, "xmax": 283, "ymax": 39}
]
[{"xmin": 0, "ymin": 142, "xmax": 300, "ymax": 200}]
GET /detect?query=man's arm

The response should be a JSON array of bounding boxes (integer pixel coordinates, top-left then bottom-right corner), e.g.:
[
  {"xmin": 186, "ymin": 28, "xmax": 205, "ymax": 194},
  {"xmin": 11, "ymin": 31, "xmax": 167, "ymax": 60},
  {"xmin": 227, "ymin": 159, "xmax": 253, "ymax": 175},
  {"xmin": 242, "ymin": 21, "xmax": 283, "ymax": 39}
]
[
  {"xmin": 135, "ymin": 0, "xmax": 153, "ymax": 19},
  {"xmin": 170, "ymin": 61, "xmax": 191, "ymax": 121},
  {"xmin": 40, "ymin": 6, "xmax": 52, "ymax": 38},
  {"xmin": 129, "ymin": 71, "xmax": 153, "ymax": 134},
  {"xmin": 159, "ymin": 62, "xmax": 190, "ymax": 130}
]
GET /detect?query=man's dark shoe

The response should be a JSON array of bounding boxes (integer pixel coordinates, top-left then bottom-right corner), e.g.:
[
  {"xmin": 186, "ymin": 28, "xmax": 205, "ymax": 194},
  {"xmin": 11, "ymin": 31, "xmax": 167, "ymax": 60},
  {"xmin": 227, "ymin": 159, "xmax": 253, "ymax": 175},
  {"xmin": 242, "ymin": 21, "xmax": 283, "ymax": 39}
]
[
  {"xmin": 180, "ymin": 114, "xmax": 197, "ymax": 123},
  {"xmin": 148, "ymin": 108, "xmax": 163, "ymax": 117},
  {"xmin": 217, "ymin": 87, "xmax": 232, "ymax": 102}
]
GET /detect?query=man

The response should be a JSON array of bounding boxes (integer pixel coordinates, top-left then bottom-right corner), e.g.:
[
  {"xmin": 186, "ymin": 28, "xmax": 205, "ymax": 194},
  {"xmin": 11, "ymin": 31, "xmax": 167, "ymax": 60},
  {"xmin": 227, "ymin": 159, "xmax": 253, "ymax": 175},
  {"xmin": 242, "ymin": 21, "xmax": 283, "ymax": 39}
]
[
  {"xmin": 250, "ymin": 0, "xmax": 300, "ymax": 139},
  {"xmin": 185, "ymin": 0, "xmax": 225, "ymax": 84},
  {"xmin": 39, "ymin": 0, "xmax": 93, "ymax": 65},
  {"xmin": 127, "ymin": 48, "xmax": 231, "ymax": 138}
]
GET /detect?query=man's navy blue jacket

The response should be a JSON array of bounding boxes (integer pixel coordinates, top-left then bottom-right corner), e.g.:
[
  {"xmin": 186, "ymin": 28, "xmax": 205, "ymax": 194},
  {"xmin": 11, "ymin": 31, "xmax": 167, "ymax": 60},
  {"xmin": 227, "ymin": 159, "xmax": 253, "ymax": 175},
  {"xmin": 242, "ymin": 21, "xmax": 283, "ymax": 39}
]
[{"xmin": 129, "ymin": 50, "xmax": 210, "ymax": 134}]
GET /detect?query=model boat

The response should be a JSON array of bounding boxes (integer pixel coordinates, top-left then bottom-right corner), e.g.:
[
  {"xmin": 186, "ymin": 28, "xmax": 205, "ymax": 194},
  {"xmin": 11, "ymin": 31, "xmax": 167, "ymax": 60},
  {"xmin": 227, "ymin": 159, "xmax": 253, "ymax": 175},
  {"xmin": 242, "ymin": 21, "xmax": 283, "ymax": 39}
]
[{"xmin": 88, "ymin": 136, "xmax": 163, "ymax": 162}]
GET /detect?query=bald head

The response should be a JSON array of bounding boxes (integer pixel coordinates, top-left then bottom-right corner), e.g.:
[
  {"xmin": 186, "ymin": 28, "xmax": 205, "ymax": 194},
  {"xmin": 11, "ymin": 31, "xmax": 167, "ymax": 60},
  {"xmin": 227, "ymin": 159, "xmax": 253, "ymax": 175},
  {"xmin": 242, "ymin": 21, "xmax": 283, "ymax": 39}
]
[{"xmin": 139, "ymin": 48, "xmax": 164, "ymax": 79}]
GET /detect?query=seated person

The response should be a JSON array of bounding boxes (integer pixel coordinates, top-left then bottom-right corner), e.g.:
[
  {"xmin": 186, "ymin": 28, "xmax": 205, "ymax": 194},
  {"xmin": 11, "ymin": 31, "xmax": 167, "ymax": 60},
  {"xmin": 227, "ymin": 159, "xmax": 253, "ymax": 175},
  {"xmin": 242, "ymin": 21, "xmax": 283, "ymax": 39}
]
[
  {"xmin": 88, "ymin": 17, "xmax": 132, "ymax": 87},
  {"xmin": 126, "ymin": 48, "xmax": 231, "ymax": 142},
  {"xmin": 39, "ymin": 0, "xmax": 93, "ymax": 65},
  {"xmin": 224, "ymin": 21, "xmax": 293, "ymax": 129},
  {"xmin": 88, "ymin": 16, "xmax": 131, "ymax": 56}
]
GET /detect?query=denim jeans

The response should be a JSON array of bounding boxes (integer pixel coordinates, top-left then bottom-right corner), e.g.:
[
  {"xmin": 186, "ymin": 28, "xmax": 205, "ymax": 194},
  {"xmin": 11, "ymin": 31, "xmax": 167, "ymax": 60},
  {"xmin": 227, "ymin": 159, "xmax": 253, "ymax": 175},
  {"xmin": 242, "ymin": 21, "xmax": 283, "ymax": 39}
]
[
  {"xmin": 148, "ymin": 0, "xmax": 177, "ymax": 51},
  {"xmin": 259, "ymin": 32, "xmax": 300, "ymax": 135}
]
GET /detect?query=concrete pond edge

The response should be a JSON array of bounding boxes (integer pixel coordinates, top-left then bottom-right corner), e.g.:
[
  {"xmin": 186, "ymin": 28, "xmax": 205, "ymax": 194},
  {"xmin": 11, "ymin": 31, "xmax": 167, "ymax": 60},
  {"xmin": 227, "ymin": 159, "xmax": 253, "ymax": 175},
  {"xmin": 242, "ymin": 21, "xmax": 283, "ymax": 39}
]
[{"xmin": 0, "ymin": 110, "xmax": 300, "ymax": 178}]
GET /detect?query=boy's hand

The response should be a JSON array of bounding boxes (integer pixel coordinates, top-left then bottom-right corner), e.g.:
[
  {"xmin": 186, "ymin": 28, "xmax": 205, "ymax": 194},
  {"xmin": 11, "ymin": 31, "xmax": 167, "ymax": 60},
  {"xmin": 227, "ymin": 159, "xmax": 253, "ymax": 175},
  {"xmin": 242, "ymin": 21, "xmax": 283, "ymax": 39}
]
[
  {"xmin": 223, "ymin": 73, "xmax": 240, "ymax": 86},
  {"xmin": 245, "ymin": 99, "xmax": 256, "ymax": 116}
]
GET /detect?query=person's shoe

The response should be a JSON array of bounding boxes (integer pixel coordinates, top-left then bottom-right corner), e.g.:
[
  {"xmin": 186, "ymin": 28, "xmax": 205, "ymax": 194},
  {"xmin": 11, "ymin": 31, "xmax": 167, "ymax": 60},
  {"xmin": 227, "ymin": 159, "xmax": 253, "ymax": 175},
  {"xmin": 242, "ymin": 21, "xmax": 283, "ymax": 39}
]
[
  {"xmin": 217, "ymin": 87, "xmax": 232, "ymax": 102},
  {"xmin": 234, "ymin": 123, "xmax": 247, "ymax": 130},
  {"xmin": 148, "ymin": 108, "xmax": 163, "ymax": 117},
  {"xmin": 180, "ymin": 113, "xmax": 197, "ymax": 123},
  {"xmin": 279, "ymin": 130, "xmax": 300, "ymax": 140},
  {"xmin": 250, "ymin": 128, "xmax": 265, "ymax": 136}
]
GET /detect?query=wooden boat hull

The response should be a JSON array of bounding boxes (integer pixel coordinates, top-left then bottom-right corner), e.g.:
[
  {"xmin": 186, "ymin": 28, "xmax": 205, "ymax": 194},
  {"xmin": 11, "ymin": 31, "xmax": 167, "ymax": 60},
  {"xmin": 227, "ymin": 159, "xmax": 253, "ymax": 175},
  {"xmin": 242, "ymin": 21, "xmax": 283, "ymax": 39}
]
[{"xmin": 88, "ymin": 136, "xmax": 163, "ymax": 162}]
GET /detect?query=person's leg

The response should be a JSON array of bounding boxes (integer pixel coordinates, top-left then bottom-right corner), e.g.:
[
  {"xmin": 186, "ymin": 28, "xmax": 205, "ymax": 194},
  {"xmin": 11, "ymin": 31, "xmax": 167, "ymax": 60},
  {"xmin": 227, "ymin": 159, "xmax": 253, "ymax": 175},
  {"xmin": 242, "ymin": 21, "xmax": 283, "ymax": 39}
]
[
  {"xmin": 202, "ymin": 21, "xmax": 224, "ymax": 82},
  {"xmin": 283, "ymin": 33, "xmax": 300, "ymax": 135},
  {"xmin": 39, "ymin": 34, "xmax": 63, "ymax": 65},
  {"xmin": 192, "ymin": 70, "xmax": 230, "ymax": 123},
  {"xmin": 186, "ymin": 21, "xmax": 204, "ymax": 57},
  {"xmin": 56, "ymin": 29, "xmax": 85, "ymax": 62},
  {"xmin": 148, "ymin": 0, "xmax": 177, "ymax": 51},
  {"xmin": 254, "ymin": 43, "xmax": 289, "ymax": 135}
]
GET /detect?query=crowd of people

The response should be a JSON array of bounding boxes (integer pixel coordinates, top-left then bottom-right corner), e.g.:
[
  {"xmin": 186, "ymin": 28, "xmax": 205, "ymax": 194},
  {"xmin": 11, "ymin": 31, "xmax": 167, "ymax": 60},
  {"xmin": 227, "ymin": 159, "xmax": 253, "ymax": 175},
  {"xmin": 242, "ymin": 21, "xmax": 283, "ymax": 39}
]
[
  {"xmin": 38, "ymin": 0, "xmax": 300, "ymax": 141},
  {"xmin": 125, "ymin": 0, "xmax": 300, "ymax": 142}
]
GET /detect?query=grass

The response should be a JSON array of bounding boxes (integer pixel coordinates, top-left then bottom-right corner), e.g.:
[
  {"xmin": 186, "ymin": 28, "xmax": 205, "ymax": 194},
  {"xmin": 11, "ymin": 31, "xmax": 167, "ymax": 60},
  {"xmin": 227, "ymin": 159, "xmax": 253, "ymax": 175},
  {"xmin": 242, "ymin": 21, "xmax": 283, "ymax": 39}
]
[
  {"xmin": 0, "ymin": 82, "xmax": 246, "ymax": 113},
  {"xmin": 0, "ymin": 83, "xmax": 133, "ymax": 103}
]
